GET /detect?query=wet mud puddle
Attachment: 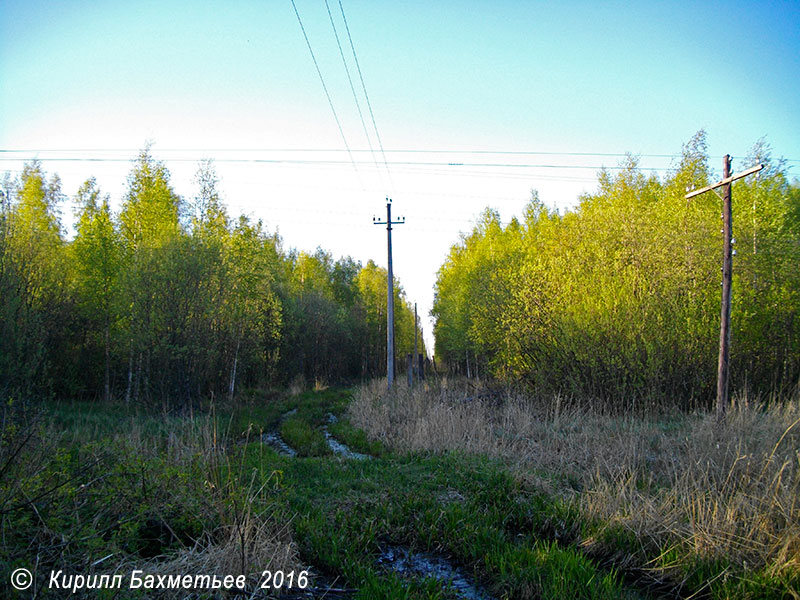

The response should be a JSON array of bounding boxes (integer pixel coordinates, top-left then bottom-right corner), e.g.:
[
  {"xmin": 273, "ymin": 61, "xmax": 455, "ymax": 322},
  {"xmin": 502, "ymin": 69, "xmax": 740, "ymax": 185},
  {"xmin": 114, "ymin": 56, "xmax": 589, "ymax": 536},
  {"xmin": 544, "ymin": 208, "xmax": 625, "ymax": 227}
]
[
  {"xmin": 377, "ymin": 544, "xmax": 494, "ymax": 600},
  {"xmin": 323, "ymin": 413, "xmax": 370, "ymax": 460},
  {"xmin": 259, "ymin": 431, "xmax": 297, "ymax": 456}
]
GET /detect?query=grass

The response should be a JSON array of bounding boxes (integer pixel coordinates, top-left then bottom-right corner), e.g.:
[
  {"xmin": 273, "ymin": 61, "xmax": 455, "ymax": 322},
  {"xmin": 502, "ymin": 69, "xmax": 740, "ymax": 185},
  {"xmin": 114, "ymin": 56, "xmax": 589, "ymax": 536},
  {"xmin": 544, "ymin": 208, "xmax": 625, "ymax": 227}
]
[
  {"xmin": 328, "ymin": 419, "xmax": 390, "ymax": 457},
  {"xmin": 1, "ymin": 388, "xmax": 648, "ymax": 599},
  {"xmin": 348, "ymin": 378, "xmax": 800, "ymax": 598},
  {"xmin": 245, "ymin": 448, "xmax": 638, "ymax": 599},
  {"xmin": 6, "ymin": 382, "xmax": 795, "ymax": 598},
  {"xmin": 230, "ymin": 387, "xmax": 350, "ymax": 438},
  {"xmin": 280, "ymin": 416, "xmax": 332, "ymax": 457},
  {"xmin": 0, "ymin": 398, "xmax": 301, "ymax": 599},
  {"xmin": 233, "ymin": 389, "xmax": 642, "ymax": 598}
]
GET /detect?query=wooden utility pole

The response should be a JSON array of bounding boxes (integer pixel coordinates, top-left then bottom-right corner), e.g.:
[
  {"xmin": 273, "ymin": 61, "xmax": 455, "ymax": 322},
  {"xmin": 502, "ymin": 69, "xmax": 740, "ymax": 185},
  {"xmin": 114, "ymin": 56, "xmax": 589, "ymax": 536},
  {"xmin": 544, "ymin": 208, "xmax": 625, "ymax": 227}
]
[
  {"xmin": 373, "ymin": 199, "xmax": 404, "ymax": 387},
  {"xmin": 717, "ymin": 155, "xmax": 733, "ymax": 422},
  {"xmin": 686, "ymin": 158, "xmax": 763, "ymax": 420}
]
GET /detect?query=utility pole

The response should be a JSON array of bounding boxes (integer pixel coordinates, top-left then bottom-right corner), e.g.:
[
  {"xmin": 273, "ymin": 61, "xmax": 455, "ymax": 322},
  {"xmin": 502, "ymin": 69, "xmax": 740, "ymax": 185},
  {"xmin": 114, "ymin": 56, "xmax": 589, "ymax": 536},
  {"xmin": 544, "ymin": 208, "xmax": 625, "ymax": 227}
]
[
  {"xmin": 686, "ymin": 158, "xmax": 763, "ymax": 421},
  {"xmin": 373, "ymin": 199, "xmax": 404, "ymax": 387},
  {"xmin": 718, "ymin": 155, "xmax": 733, "ymax": 423},
  {"xmin": 414, "ymin": 302, "xmax": 418, "ymax": 383}
]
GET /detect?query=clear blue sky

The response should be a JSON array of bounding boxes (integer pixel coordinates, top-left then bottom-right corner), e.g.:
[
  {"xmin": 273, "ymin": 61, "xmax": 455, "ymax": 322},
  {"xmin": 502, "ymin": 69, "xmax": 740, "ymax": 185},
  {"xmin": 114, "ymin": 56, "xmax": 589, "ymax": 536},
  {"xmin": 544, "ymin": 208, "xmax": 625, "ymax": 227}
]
[{"xmin": 2, "ymin": 0, "xmax": 799, "ymax": 352}]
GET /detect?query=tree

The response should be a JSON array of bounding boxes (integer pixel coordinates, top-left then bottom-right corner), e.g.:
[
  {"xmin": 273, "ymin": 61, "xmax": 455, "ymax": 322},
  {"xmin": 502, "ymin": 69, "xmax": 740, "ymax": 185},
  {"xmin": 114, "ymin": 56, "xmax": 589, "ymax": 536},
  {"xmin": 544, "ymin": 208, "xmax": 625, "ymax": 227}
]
[
  {"xmin": 432, "ymin": 132, "xmax": 800, "ymax": 406},
  {"xmin": 0, "ymin": 162, "xmax": 71, "ymax": 399},
  {"xmin": 73, "ymin": 178, "xmax": 121, "ymax": 401},
  {"xmin": 224, "ymin": 216, "xmax": 283, "ymax": 394},
  {"xmin": 118, "ymin": 148, "xmax": 183, "ymax": 404}
]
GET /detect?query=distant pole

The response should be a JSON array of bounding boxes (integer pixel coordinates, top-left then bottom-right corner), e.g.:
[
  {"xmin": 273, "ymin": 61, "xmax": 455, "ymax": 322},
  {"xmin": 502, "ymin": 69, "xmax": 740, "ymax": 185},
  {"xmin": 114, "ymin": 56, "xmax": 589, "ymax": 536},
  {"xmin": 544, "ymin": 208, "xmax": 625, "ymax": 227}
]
[
  {"xmin": 414, "ymin": 303, "xmax": 418, "ymax": 384},
  {"xmin": 685, "ymin": 159, "xmax": 763, "ymax": 421},
  {"xmin": 418, "ymin": 329, "xmax": 425, "ymax": 381},
  {"xmin": 717, "ymin": 155, "xmax": 733, "ymax": 422},
  {"xmin": 373, "ymin": 199, "xmax": 405, "ymax": 388}
]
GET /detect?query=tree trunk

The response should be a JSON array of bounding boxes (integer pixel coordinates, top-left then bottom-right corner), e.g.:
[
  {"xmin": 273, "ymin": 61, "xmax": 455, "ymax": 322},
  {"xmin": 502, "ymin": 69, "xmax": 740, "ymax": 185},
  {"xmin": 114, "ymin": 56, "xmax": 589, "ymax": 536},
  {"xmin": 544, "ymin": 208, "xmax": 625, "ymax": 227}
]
[
  {"xmin": 125, "ymin": 341, "xmax": 133, "ymax": 405},
  {"xmin": 133, "ymin": 352, "xmax": 142, "ymax": 404},
  {"xmin": 229, "ymin": 337, "xmax": 240, "ymax": 402},
  {"xmin": 104, "ymin": 316, "xmax": 110, "ymax": 403}
]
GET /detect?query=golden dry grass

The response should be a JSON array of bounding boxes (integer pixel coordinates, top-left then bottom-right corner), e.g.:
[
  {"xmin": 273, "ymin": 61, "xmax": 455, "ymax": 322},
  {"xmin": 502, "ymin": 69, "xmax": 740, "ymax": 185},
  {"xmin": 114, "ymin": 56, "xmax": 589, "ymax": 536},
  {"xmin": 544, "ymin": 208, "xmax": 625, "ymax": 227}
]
[
  {"xmin": 349, "ymin": 378, "xmax": 800, "ymax": 579},
  {"xmin": 123, "ymin": 503, "xmax": 300, "ymax": 600}
]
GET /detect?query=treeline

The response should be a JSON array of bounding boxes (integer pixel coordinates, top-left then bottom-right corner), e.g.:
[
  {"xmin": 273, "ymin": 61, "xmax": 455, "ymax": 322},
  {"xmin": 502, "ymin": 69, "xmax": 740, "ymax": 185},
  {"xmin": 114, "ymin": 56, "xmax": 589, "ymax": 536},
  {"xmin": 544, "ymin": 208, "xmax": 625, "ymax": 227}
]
[
  {"xmin": 433, "ymin": 132, "xmax": 800, "ymax": 405},
  {"xmin": 0, "ymin": 150, "xmax": 424, "ymax": 405}
]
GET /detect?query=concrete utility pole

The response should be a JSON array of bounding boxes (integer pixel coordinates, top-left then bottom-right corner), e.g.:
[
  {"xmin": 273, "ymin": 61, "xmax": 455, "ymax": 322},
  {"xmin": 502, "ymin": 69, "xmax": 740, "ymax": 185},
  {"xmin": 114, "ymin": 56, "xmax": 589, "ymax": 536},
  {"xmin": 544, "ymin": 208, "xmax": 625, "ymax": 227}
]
[
  {"xmin": 373, "ymin": 199, "xmax": 404, "ymax": 387},
  {"xmin": 686, "ymin": 158, "xmax": 763, "ymax": 421}
]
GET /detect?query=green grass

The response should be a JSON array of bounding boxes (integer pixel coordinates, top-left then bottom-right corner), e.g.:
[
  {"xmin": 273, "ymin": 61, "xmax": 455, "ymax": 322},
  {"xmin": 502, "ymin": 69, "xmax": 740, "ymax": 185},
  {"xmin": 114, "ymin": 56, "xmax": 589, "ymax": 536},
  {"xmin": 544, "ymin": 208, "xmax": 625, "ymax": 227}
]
[
  {"xmin": 0, "ymin": 398, "xmax": 294, "ymax": 599},
  {"xmin": 280, "ymin": 416, "xmax": 332, "ymax": 457},
  {"xmin": 242, "ymin": 438, "xmax": 639, "ymax": 599},
  {"xmin": 229, "ymin": 387, "xmax": 351, "ymax": 438},
  {"xmin": 9, "ymin": 387, "xmax": 795, "ymax": 599},
  {"xmin": 328, "ymin": 419, "xmax": 390, "ymax": 457}
]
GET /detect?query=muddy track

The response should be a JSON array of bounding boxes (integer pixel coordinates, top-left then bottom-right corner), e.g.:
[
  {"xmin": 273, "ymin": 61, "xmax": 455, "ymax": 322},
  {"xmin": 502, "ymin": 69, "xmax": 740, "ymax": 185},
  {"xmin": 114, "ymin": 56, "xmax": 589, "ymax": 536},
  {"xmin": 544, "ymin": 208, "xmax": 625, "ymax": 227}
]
[{"xmin": 377, "ymin": 544, "xmax": 494, "ymax": 600}]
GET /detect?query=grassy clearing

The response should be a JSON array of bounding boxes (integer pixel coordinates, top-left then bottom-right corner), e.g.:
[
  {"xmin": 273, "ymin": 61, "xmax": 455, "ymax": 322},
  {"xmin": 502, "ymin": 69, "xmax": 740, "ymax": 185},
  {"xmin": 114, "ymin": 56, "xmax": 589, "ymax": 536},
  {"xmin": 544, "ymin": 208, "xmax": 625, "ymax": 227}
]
[
  {"xmin": 245, "ymin": 447, "xmax": 639, "ymax": 599},
  {"xmin": 348, "ymin": 378, "xmax": 800, "ymax": 598},
  {"xmin": 232, "ymin": 389, "xmax": 643, "ymax": 598},
  {"xmin": 9, "ymin": 384, "xmax": 793, "ymax": 598},
  {"xmin": 3, "ymin": 389, "xmax": 652, "ymax": 599}
]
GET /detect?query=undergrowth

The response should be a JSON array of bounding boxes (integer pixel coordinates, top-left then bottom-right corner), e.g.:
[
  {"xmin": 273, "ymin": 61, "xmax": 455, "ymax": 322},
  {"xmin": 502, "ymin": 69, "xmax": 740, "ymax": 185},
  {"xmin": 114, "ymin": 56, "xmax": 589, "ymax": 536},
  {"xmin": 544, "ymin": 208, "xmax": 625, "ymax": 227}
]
[{"xmin": 0, "ymin": 398, "xmax": 300, "ymax": 599}]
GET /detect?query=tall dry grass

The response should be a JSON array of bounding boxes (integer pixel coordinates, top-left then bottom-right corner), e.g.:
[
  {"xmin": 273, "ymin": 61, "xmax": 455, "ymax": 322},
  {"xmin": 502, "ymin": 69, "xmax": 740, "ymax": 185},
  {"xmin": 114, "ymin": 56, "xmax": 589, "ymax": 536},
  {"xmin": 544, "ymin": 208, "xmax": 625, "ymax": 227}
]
[
  {"xmin": 110, "ymin": 413, "xmax": 303, "ymax": 591},
  {"xmin": 349, "ymin": 378, "xmax": 800, "ymax": 579}
]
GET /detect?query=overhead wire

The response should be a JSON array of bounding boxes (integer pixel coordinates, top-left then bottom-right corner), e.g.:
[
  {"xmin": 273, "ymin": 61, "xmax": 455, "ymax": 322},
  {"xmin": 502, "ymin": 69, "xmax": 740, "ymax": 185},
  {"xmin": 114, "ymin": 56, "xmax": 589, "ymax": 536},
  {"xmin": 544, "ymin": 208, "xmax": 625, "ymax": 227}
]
[
  {"xmin": 2, "ymin": 148, "xmax": 795, "ymax": 161},
  {"xmin": 323, "ymin": 0, "xmax": 384, "ymax": 190},
  {"xmin": 337, "ymin": 0, "xmax": 394, "ymax": 191},
  {"xmin": 289, "ymin": 0, "xmax": 362, "ymax": 186},
  {"xmin": 0, "ymin": 154, "xmax": 674, "ymax": 170}
]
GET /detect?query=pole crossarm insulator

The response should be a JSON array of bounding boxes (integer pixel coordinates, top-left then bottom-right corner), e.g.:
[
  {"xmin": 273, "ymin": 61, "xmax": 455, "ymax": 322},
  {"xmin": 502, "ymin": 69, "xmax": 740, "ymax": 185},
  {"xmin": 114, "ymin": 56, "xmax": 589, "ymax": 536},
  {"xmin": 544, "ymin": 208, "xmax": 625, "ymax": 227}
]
[{"xmin": 685, "ymin": 163, "xmax": 764, "ymax": 200}]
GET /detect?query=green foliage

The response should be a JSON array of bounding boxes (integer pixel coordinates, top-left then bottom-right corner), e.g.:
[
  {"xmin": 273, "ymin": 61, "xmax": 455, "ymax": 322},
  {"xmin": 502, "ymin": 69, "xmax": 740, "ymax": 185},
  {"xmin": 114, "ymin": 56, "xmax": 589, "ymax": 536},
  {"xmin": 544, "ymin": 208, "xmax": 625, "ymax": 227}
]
[
  {"xmin": 433, "ymin": 132, "xmax": 800, "ymax": 405},
  {"xmin": 72, "ymin": 178, "xmax": 121, "ymax": 400},
  {"xmin": 1, "ymin": 152, "xmax": 422, "ymax": 405},
  {"xmin": 0, "ymin": 163, "xmax": 72, "ymax": 399},
  {"xmin": 356, "ymin": 259, "xmax": 425, "ymax": 378}
]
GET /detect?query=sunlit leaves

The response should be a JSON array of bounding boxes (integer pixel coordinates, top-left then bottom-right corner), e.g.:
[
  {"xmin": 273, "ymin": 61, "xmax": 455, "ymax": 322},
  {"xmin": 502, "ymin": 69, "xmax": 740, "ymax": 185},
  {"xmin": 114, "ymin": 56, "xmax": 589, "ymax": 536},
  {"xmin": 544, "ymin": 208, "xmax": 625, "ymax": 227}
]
[{"xmin": 433, "ymin": 133, "xmax": 800, "ymax": 404}]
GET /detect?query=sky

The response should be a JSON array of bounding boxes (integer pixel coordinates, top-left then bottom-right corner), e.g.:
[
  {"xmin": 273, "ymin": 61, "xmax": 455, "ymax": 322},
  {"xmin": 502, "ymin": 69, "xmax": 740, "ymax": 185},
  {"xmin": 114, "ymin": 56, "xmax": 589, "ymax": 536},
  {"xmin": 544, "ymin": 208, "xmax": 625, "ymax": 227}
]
[{"xmin": 2, "ymin": 0, "xmax": 799, "ymax": 354}]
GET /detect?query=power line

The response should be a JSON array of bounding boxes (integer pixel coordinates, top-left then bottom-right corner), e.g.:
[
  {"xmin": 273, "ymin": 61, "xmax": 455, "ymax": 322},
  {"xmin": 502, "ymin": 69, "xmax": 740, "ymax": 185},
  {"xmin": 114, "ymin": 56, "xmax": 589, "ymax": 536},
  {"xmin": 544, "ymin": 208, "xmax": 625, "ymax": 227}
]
[
  {"xmin": 0, "ymin": 156, "xmax": 676, "ymax": 171},
  {"xmin": 289, "ymin": 0, "xmax": 361, "ymax": 184},
  {"xmin": 324, "ymin": 0, "xmax": 383, "ymax": 189},
  {"xmin": 2, "ymin": 148, "xmax": 796, "ymax": 161},
  {"xmin": 338, "ymin": 0, "xmax": 393, "ymax": 190},
  {"xmin": 0, "ymin": 164, "xmax": 602, "ymax": 188}
]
